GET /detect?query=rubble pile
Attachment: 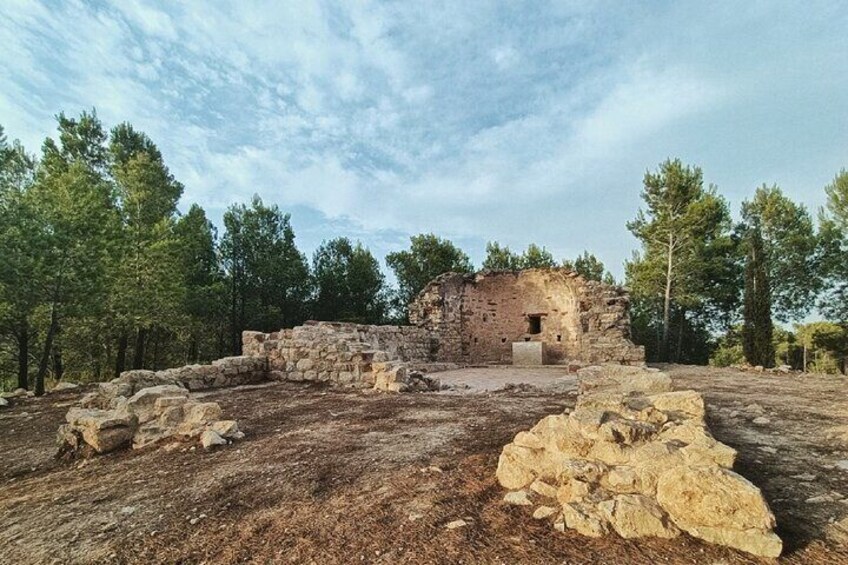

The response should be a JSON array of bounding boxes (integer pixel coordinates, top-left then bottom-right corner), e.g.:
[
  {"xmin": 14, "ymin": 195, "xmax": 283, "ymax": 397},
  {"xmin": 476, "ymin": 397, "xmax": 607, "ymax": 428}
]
[{"xmin": 496, "ymin": 365, "xmax": 782, "ymax": 558}]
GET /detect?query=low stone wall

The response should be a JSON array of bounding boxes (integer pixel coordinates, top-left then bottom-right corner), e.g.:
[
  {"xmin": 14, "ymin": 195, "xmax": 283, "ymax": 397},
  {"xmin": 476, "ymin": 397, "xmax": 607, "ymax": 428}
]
[
  {"xmin": 496, "ymin": 364, "xmax": 782, "ymax": 558},
  {"xmin": 243, "ymin": 321, "xmax": 440, "ymax": 392},
  {"xmin": 83, "ymin": 356, "xmax": 268, "ymax": 409}
]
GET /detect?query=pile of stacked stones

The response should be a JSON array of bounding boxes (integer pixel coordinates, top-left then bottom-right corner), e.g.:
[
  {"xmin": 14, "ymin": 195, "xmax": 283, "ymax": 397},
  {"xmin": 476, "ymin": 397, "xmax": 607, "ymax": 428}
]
[
  {"xmin": 496, "ymin": 365, "xmax": 782, "ymax": 558},
  {"xmin": 57, "ymin": 356, "xmax": 264, "ymax": 456},
  {"xmin": 59, "ymin": 383, "xmax": 243, "ymax": 457},
  {"xmin": 243, "ymin": 322, "xmax": 441, "ymax": 392}
]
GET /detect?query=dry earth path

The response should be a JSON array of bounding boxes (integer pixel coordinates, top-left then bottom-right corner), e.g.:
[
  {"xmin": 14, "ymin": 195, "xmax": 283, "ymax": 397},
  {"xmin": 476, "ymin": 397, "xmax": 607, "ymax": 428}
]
[{"xmin": 0, "ymin": 365, "xmax": 846, "ymax": 564}]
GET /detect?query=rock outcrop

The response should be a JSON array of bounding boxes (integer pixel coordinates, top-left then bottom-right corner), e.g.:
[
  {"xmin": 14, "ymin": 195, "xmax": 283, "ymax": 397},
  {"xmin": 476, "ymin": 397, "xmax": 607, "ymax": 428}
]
[
  {"xmin": 496, "ymin": 365, "xmax": 782, "ymax": 558},
  {"xmin": 58, "ymin": 384, "xmax": 243, "ymax": 457}
]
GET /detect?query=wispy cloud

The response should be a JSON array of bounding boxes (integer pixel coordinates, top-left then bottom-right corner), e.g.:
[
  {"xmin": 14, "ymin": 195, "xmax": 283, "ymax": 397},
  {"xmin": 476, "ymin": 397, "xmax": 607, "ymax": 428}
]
[{"xmin": 2, "ymin": 1, "xmax": 846, "ymax": 273}]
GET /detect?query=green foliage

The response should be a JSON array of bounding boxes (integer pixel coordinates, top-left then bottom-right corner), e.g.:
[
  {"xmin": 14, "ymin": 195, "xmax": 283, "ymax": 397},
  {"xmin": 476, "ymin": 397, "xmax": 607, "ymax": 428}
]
[
  {"xmin": 221, "ymin": 196, "xmax": 310, "ymax": 349},
  {"xmin": 796, "ymin": 321, "xmax": 847, "ymax": 373},
  {"xmin": 819, "ymin": 170, "xmax": 848, "ymax": 322},
  {"xmin": 709, "ymin": 325, "xmax": 745, "ymax": 367},
  {"xmin": 482, "ymin": 242, "xmax": 560, "ymax": 270},
  {"xmin": 311, "ymin": 237, "xmax": 388, "ymax": 324},
  {"xmin": 386, "ymin": 234, "xmax": 473, "ymax": 320},
  {"xmin": 742, "ymin": 226, "xmax": 774, "ymax": 367},
  {"xmin": 519, "ymin": 244, "xmax": 556, "ymax": 269},
  {"xmin": 563, "ymin": 251, "xmax": 615, "ymax": 284},
  {"xmin": 626, "ymin": 159, "xmax": 740, "ymax": 362},
  {"xmin": 0, "ymin": 126, "xmax": 38, "ymax": 389},
  {"xmin": 482, "ymin": 241, "xmax": 520, "ymax": 270},
  {"xmin": 174, "ymin": 205, "xmax": 228, "ymax": 362},
  {"xmin": 740, "ymin": 185, "xmax": 820, "ymax": 323}
]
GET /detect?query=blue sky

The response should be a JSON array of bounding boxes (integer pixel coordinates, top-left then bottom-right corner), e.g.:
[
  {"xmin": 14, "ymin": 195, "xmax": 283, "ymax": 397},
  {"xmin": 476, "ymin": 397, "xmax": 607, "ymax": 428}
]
[{"xmin": 2, "ymin": 1, "xmax": 846, "ymax": 279}]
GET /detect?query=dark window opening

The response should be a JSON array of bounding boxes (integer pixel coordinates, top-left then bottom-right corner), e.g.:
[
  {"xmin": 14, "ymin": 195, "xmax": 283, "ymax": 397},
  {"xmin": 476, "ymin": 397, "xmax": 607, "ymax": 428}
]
[
  {"xmin": 501, "ymin": 337, "xmax": 507, "ymax": 343},
  {"xmin": 524, "ymin": 337, "xmax": 531, "ymax": 342},
  {"xmin": 474, "ymin": 337, "xmax": 478, "ymax": 344},
  {"xmin": 556, "ymin": 334, "xmax": 562, "ymax": 342},
  {"xmin": 528, "ymin": 315, "xmax": 542, "ymax": 335},
  {"xmin": 482, "ymin": 314, "xmax": 488, "ymax": 322}
]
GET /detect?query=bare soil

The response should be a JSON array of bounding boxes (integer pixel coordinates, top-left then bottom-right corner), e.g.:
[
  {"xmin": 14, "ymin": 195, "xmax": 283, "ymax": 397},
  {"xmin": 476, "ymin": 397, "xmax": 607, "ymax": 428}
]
[{"xmin": 1, "ymin": 365, "xmax": 847, "ymax": 564}]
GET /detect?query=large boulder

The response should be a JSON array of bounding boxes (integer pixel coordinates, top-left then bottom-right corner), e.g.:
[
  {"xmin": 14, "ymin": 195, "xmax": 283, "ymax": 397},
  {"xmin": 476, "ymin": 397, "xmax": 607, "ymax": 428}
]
[
  {"xmin": 656, "ymin": 466, "xmax": 781, "ymax": 558},
  {"xmin": 59, "ymin": 408, "xmax": 138, "ymax": 454},
  {"xmin": 496, "ymin": 366, "xmax": 782, "ymax": 558},
  {"xmin": 122, "ymin": 385, "xmax": 189, "ymax": 424}
]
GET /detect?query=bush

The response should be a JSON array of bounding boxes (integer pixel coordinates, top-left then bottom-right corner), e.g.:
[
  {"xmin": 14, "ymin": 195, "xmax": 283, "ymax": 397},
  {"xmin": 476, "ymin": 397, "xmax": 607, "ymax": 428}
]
[{"xmin": 710, "ymin": 343, "xmax": 745, "ymax": 367}]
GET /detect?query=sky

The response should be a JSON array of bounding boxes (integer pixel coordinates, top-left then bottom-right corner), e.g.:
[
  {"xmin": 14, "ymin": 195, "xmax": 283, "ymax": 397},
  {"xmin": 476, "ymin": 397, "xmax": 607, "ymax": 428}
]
[{"xmin": 1, "ymin": 0, "xmax": 846, "ymax": 279}]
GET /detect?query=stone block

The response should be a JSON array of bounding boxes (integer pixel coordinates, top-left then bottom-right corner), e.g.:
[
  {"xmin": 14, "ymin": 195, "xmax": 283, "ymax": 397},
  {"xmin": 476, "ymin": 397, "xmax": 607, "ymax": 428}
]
[{"xmin": 512, "ymin": 341, "xmax": 545, "ymax": 365}]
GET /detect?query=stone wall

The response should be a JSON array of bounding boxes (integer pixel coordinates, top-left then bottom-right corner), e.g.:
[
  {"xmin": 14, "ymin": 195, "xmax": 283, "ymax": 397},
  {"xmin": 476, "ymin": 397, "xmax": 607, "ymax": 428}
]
[
  {"xmin": 243, "ymin": 321, "xmax": 442, "ymax": 391},
  {"xmin": 409, "ymin": 269, "xmax": 644, "ymax": 365},
  {"xmin": 83, "ymin": 356, "xmax": 268, "ymax": 409}
]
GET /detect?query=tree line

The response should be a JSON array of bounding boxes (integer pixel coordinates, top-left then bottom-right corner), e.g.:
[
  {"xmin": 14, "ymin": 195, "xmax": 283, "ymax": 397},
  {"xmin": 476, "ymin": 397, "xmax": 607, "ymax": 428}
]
[
  {"xmin": 626, "ymin": 159, "xmax": 847, "ymax": 371},
  {"xmin": 1, "ymin": 113, "xmax": 846, "ymax": 392}
]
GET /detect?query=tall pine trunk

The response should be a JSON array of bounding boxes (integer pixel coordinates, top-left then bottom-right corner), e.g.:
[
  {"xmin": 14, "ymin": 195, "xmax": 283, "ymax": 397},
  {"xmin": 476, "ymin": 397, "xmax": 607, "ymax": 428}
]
[
  {"xmin": 52, "ymin": 344, "xmax": 64, "ymax": 382},
  {"xmin": 133, "ymin": 327, "xmax": 147, "ymax": 369},
  {"xmin": 661, "ymin": 233, "xmax": 674, "ymax": 362},
  {"xmin": 17, "ymin": 319, "xmax": 29, "ymax": 390},
  {"xmin": 36, "ymin": 304, "xmax": 59, "ymax": 396},
  {"xmin": 115, "ymin": 332, "xmax": 128, "ymax": 377}
]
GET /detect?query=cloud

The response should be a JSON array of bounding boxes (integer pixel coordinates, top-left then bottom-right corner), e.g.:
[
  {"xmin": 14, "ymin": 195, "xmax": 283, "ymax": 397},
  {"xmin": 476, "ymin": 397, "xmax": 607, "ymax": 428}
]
[{"xmin": 2, "ymin": 1, "xmax": 847, "ymax": 278}]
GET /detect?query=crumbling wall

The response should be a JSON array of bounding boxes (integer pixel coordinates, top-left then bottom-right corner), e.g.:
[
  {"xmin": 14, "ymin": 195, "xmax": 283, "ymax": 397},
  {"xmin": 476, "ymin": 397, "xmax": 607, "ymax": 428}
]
[
  {"xmin": 82, "ymin": 356, "xmax": 268, "ymax": 410},
  {"xmin": 409, "ymin": 269, "xmax": 644, "ymax": 365},
  {"xmin": 243, "ymin": 321, "xmax": 442, "ymax": 392}
]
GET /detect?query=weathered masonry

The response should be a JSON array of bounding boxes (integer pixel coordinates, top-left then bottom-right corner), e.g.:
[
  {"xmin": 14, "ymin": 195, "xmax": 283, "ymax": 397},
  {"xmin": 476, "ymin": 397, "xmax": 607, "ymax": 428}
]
[
  {"xmin": 91, "ymin": 269, "xmax": 644, "ymax": 399},
  {"xmin": 409, "ymin": 269, "xmax": 644, "ymax": 365}
]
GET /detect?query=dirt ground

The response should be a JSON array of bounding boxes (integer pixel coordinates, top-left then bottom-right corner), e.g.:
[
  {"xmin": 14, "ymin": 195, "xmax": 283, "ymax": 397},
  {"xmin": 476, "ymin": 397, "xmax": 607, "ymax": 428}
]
[{"xmin": 1, "ymin": 365, "xmax": 847, "ymax": 565}]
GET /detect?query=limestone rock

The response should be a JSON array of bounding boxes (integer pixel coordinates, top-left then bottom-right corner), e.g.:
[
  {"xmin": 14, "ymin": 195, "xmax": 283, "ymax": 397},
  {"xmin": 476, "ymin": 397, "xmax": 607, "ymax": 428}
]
[
  {"xmin": 200, "ymin": 429, "xmax": 227, "ymax": 448},
  {"xmin": 561, "ymin": 502, "xmax": 609, "ymax": 537},
  {"xmin": 51, "ymin": 382, "xmax": 80, "ymax": 392},
  {"xmin": 179, "ymin": 402, "xmax": 223, "ymax": 435},
  {"xmin": 63, "ymin": 408, "xmax": 138, "ymax": 454},
  {"xmin": 533, "ymin": 505, "xmax": 558, "ymax": 519},
  {"xmin": 209, "ymin": 419, "xmax": 244, "ymax": 440},
  {"xmin": 0, "ymin": 397, "xmax": 8, "ymax": 408},
  {"xmin": 656, "ymin": 465, "xmax": 781, "ymax": 557},
  {"xmin": 598, "ymin": 494, "xmax": 679, "ymax": 539},
  {"xmin": 58, "ymin": 385, "xmax": 240, "ymax": 457},
  {"xmin": 124, "ymin": 385, "xmax": 189, "ymax": 424},
  {"xmin": 826, "ymin": 516, "xmax": 848, "ymax": 544},
  {"xmin": 495, "ymin": 365, "xmax": 782, "ymax": 558},
  {"xmin": 529, "ymin": 479, "xmax": 558, "ymax": 499},
  {"xmin": 0, "ymin": 388, "xmax": 27, "ymax": 399},
  {"xmin": 503, "ymin": 490, "xmax": 533, "ymax": 506}
]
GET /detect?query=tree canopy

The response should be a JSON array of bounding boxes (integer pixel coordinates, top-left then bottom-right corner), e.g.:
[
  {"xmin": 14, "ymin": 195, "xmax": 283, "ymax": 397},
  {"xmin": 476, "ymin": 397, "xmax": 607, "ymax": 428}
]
[{"xmin": 386, "ymin": 234, "xmax": 473, "ymax": 320}]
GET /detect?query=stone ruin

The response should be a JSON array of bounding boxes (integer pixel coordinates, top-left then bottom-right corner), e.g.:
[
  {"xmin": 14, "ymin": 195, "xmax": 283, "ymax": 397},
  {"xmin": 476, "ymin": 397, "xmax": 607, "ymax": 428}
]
[
  {"xmin": 410, "ymin": 268, "xmax": 644, "ymax": 366},
  {"xmin": 241, "ymin": 321, "xmax": 445, "ymax": 392},
  {"xmin": 496, "ymin": 365, "xmax": 782, "ymax": 558},
  {"xmin": 55, "ymin": 268, "xmax": 647, "ymax": 455},
  {"xmin": 56, "ymin": 356, "xmax": 262, "ymax": 457}
]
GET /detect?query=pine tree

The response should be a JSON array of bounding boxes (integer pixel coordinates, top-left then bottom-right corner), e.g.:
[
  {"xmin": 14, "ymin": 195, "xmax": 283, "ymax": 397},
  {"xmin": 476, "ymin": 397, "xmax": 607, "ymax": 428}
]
[{"xmin": 742, "ymin": 226, "xmax": 774, "ymax": 367}]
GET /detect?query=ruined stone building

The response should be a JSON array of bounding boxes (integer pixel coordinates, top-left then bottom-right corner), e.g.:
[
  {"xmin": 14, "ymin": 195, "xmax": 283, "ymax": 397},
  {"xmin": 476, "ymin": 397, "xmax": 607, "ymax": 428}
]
[
  {"xmin": 409, "ymin": 269, "xmax": 644, "ymax": 365},
  {"xmin": 97, "ymin": 269, "xmax": 643, "ymax": 396}
]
